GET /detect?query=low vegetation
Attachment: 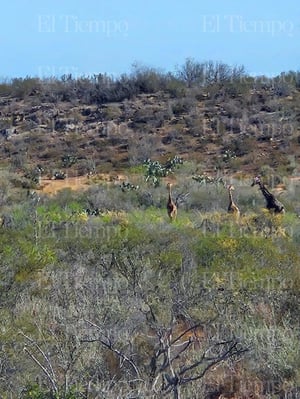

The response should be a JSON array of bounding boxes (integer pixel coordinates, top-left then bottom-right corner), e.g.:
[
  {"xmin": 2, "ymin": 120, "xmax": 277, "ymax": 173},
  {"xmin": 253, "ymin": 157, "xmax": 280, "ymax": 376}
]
[{"xmin": 0, "ymin": 164, "xmax": 300, "ymax": 398}]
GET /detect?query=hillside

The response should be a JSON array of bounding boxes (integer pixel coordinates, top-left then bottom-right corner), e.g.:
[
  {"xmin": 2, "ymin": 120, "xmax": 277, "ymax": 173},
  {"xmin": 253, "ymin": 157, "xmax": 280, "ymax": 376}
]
[{"xmin": 1, "ymin": 67, "xmax": 300, "ymax": 180}]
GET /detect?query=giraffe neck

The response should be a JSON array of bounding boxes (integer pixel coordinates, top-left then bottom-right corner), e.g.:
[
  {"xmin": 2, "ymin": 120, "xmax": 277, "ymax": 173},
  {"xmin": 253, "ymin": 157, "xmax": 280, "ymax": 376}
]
[
  {"xmin": 168, "ymin": 186, "xmax": 173, "ymax": 203},
  {"xmin": 258, "ymin": 181, "xmax": 274, "ymax": 201},
  {"xmin": 228, "ymin": 190, "xmax": 234, "ymax": 205}
]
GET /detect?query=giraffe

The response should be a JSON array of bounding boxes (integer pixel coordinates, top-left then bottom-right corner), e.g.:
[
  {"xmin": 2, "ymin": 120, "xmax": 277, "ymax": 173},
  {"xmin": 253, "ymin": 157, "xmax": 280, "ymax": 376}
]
[
  {"xmin": 227, "ymin": 185, "xmax": 240, "ymax": 219},
  {"xmin": 167, "ymin": 183, "xmax": 177, "ymax": 221},
  {"xmin": 251, "ymin": 176, "xmax": 285, "ymax": 214}
]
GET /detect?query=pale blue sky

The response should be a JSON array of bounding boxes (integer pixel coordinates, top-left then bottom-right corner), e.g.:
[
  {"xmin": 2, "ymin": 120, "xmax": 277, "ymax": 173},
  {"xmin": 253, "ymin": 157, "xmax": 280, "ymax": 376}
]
[{"xmin": 1, "ymin": 0, "xmax": 300, "ymax": 79}]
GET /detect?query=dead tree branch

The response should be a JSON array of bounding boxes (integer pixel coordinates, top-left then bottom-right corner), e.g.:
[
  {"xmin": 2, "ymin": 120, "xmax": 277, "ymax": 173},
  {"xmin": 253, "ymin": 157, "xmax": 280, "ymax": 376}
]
[
  {"xmin": 20, "ymin": 332, "xmax": 59, "ymax": 395},
  {"xmin": 162, "ymin": 338, "xmax": 248, "ymax": 397},
  {"xmin": 83, "ymin": 320, "xmax": 141, "ymax": 379}
]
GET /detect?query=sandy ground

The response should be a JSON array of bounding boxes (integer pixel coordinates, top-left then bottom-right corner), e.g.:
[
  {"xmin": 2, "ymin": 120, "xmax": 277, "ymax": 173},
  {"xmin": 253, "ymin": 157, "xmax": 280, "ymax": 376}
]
[
  {"xmin": 38, "ymin": 177, "xmax": 90, "ymax": 195},
  {"xmin": 38, "ymin": 173, "xmax": 129, "ymax": 195}
]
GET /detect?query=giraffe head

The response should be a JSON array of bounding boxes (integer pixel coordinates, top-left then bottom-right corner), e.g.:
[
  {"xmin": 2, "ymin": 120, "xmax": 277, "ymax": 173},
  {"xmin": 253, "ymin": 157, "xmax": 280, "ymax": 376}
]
[
  {"xmin": 166, "ymin": 182, "xmax": 173, "ymax": 189},
  {"xmin": 227, "ymin": 184, "xmax": 234, "ymax": 191},
  {"xmin": 251, "ymin": 176, "xmax": 261, "ymax": 186}
]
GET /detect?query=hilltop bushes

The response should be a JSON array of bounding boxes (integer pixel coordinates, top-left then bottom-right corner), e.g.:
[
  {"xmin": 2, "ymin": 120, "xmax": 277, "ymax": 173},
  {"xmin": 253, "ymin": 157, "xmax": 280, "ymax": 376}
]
[{"xmin": 2, "ymin": 60, "xmax": 299, "ymax": 106}]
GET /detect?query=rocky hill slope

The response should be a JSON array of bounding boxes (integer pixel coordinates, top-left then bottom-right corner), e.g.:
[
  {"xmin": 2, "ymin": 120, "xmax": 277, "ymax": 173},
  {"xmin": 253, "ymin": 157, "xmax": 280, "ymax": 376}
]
[{"xmin": 1, "ymin": 74, "xmax": 300, "ymax": 180}]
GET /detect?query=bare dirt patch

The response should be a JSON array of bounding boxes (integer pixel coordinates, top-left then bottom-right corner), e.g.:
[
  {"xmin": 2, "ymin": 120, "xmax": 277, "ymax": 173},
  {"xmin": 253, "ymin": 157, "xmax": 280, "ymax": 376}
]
[
  {"xmin": 37, "ymin": 173, "xmax": 130, "ymax": 195},
  {"xmin": 38, "ymin": 177, "xmax": 90, "ymax": 195}
]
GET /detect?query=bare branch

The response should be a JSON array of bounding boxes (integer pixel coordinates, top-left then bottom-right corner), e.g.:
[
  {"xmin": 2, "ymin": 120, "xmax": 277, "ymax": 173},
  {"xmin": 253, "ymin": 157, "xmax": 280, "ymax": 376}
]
[
  {"xmin": 20, "ymin": 332, "xmax": 59, "ymax": 396},
  {"xmin": 179, "ymin": 339, "xmax": 247, "ymax": 379},
  {"xmin": 162, "ymin": 339, "xmax": 248, "ymax": 396},
  {"xmin": 170, "ymin": 322, "xmax": 203, "ymax": 347},
  {"xmin": 169, "ymin": 339, "xmax": 194, "ymax": 365},
  {"xmin": 83, "ymin": 320, "xmax": 140, "ymax": 378}
]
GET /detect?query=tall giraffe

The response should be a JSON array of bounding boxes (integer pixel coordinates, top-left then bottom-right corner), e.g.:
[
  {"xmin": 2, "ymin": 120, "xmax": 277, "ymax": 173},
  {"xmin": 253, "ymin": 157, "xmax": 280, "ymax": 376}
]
[
  {"xmin": 251, "ymin": 176, "xmax": 285, "ymax": 214},
  {"xmin": 167, "ymin": 183, "xmax": 177, "ymax": 221},
  {"xmin": 227, "ymin": 185, "xmax": 240, "ymax": 219}
]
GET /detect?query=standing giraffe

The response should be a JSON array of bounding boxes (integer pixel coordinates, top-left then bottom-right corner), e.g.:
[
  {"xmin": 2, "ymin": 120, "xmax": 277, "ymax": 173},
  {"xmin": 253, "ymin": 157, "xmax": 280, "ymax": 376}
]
[
  {"xmin": 167, "ymin": 183, "xmax": 177, "ymax": 221},
  {"xmin": 227, "ymin": 185, "xmax": 240, "ymax": 219},
  {"xmin": 251, "ymin": 176, "xmax": 285, "ymax": 214}
]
